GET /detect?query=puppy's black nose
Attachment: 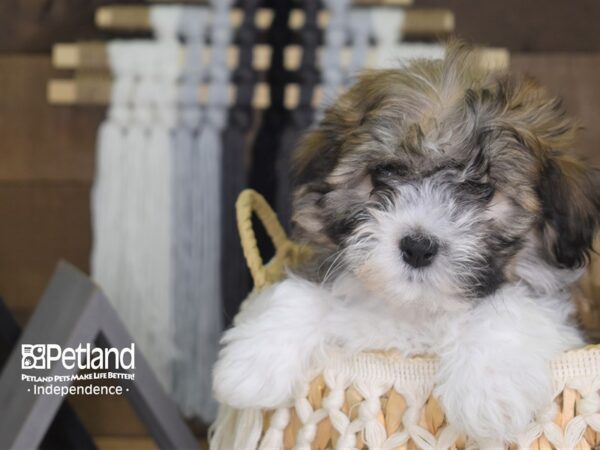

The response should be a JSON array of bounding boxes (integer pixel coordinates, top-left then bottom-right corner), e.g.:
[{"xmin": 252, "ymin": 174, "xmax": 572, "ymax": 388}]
[{"xmin": 399, "ymin": 234, "xmax": 438, "ymax": 268}]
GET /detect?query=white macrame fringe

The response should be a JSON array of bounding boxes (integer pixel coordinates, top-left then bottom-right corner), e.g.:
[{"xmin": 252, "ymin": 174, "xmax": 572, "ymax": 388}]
[
  {"xmin": 91, "ymin": 4, "xmax": 229, "ymax": 421},
  {"xmin": 209, "ymin": 405, "xmax": 263, "ymax": 450}
]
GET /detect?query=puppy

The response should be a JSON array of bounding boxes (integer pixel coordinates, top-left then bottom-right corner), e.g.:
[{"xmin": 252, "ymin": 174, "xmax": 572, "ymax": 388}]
[{"xmin": 213, "ymin": 43, "xmax": 597, "ymax": 445}]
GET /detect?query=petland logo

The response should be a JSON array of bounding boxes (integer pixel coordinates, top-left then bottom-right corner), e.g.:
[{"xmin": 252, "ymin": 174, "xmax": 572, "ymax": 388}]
[{"xmin": 21, "ymin": 343, "xmax": 135, "ymax": 370}]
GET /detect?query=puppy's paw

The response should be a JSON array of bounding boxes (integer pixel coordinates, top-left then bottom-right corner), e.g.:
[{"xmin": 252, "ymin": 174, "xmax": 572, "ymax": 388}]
[
  {"xmin": 212, "ymin": 331, "xmax": 301, "ymax": 409},
  {"xmin": 213, "ymin": 279, "xmax": 328, "ymax": 409},
  {"xmin": 435, "ymin": 364, "xmax": 552, "ymax": 445}
]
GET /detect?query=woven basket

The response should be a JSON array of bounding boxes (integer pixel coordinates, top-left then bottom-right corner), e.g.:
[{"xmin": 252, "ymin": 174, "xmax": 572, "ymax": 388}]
[{"xmin": 211, "ymin": 189, "xmax": 600, "ymax": 450}]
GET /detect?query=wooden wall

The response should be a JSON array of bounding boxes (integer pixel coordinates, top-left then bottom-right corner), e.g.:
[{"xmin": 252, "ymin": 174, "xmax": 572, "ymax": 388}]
[
  {"xmin": 0, "ymin": 56, "xmax": 101, "ymax": 321},
  {"xmin": 417, "ymin": 0, "xmax": 600, "ymax": 52},
  {"xmin": 0, "ymin": 0, "xmax": 600, "ymax": 53},
  {"xmin": 2, "ymin": 0, "xmax": 600, "ymax": 53},
  {"xmin": 512, "ymin": 54, "xmax": 600, "ymax": 163}
]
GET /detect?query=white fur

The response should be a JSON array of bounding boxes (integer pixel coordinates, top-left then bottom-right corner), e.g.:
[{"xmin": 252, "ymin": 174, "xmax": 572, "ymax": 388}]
[
  {"xmin": 213, "ymin": 175, "xmax": 584, "ymax": 445},
  {"xmin": 344, "ymin": 179, "xmax": 500, "ymax": 308},
  {"xmin": 213, "ymin": 273, "xmax": 582, "ymax": 445}
]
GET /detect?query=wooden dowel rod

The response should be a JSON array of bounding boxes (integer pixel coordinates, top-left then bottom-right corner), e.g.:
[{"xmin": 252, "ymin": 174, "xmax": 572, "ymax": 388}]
[
  {"xmin": 96, "ymin": 7, "xmax": 276, "ymax": 30},
  {"xmin": 284, "ymin": 46, "xmax": 509, "ymax": 72},
  {"xmin": 47, "ymin": 79, "xmax": 79, "ymax": 105},
  {"xmin": 47, "ymin": 77, "xmax": 275, "ymax": 108},
  {"xmin": 52, "ymin": 42, "xmax": 109, "ymax": 70},
  {"xmin": 96, "ymin": 3, "xmax": 430, "ymax": 32},
  {"xmin": 47, "ymin": 76, "xmax": 321, "ymax": 109},
  {"xmin": 53, "ymin": 41, "xmax": 509, "ymax": 74},
  {"xmin": 48, "ymin": 76, "xmax": 113, "ymax": 106},
  {"xmin": 54, "ymin": 39, "xmax": 491, "ymax": 73},
  {"xmin": 96, "ymin": 6, "xmax": 150, "ymax": 30},
  {"xmin": 52, "ymin": 42, "xmax": 273, "ymax": 71},
  {"xmin": 402, "ymin": 9, "xmax": 454, "ymax": 35},
  {"xmin": 289, "ymin": 8, "xmax": 454, "ymax": 35}
]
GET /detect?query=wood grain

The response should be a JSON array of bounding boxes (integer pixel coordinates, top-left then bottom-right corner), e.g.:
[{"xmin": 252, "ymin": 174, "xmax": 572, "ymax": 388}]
[
  {"xmin": 511, "ymin": 53, "xmax": 600, "ymax": 164},
  {"xmin": 415, "ymin": 0, "xmax": 600, "ymax": 52},
  {"xmin": 0, "ymin": 183, "xmax": 92, "ymax": 311},
  {"xmin": 0, "ymin": 56, "xmax": 103, "ymax": 182},
  {"xmin": 2, "ymin": 1, "xmax": 600, "ymax": 53}
]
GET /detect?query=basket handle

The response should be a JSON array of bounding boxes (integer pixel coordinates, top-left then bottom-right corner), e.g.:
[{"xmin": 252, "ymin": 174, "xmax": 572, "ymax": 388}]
[{"xmin": 236, "ymin": 189, "xmax": 303, "ymax": 289}]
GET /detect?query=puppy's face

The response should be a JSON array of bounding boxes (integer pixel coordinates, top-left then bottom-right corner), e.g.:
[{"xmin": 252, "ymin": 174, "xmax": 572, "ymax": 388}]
[{"xmin": 292, "ymin": 46, "xmax": 600, "ymax": 311}]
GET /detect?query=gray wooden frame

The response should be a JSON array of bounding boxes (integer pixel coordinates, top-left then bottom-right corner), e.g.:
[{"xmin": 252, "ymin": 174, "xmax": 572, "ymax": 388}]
[
  {"xmin": 0, "ymin": 261, "xmax": 199, "ymax": 450},
  {"xmin": 0, "ymin": 296, "xmax": 96, "ymax": 449}
]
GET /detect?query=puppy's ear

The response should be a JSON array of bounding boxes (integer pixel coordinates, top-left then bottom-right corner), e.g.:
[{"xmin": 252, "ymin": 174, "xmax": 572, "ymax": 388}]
[
  {"xmin": 292, "ymin": 75, "xmax": 376, "ymax": 186},
  {"xmin": 291, "ymin": 73, "xmax": 382, "ymax": 247},
  {"xmin": 538, "ymin": 153, "xmax": 600, "ymax": 268}
]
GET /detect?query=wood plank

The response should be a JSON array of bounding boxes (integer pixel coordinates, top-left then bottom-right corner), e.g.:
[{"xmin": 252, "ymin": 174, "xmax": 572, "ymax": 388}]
[
  {"xmin": 69, "ymin": 390, "xmax": 149, "ymax": 438},
  {"xmin": 2, "ymin": 1, "xmax": 600, "ymax": 53},
  {"xmin": 511, "ymin": 53, "xmax": 600, "ymax": 164},
  {"xmin": 0, "ymin": 0, "xmax": 145, "ymax": 53},
  {"xmin": 415, "ymin": 0, "xmax": 600, "ymax": 52},
  {"xmin": 0, "ymin": 56, "xmax": 102, "ymax": 182},
  {"xmin": 0, "ymin": 183, "xmax": 92, "ymax": 311}
]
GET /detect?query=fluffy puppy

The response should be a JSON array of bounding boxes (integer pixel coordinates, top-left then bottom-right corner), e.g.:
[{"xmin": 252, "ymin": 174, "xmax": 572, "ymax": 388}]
[{"xmin": 213, "ymin": 43, "xmax": 598, "ymax": 445}]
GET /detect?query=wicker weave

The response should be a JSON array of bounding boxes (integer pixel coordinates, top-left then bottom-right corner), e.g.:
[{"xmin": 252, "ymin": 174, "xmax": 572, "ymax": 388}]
[{"xmin": 212, "ymin": 189, "xmax": 600, "ymax": 450}]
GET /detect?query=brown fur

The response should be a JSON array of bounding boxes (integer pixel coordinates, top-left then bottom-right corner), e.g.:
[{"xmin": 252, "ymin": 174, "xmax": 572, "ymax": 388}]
[{"xmin": 290, "ymin": 41, "xmax": 600, "ymax": 286}]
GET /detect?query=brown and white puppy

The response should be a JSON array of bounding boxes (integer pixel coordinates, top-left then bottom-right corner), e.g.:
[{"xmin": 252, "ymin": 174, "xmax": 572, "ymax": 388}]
[{"xmin": 214, "ymin": 42, "xmax": 597, "ymax": 445}]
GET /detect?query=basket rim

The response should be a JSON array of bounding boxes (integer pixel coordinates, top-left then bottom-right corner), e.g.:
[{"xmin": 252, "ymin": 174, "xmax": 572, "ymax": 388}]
[{"xmin": 323, "ymin": 345, "xmax": 600, "ymax": 386}]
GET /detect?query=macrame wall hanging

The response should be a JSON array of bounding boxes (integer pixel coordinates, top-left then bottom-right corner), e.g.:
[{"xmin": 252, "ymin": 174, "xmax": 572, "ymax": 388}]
[
  {"xmin": 92, "ymin": 23, "xmax": 180, "ymax": 394},
  {"xmin": 249, "ymin": 1, "xmax": 291, "ymax": 214},
  {"xmin": 345, "ymin": 7, "xmax": 371, "ymax": 87},
  {"xmin": 275, "ymin": 0, "xmax": 322, "ymax": 229},
  {"xmin": 248, "ymin": 1, "xmax": 293, "ymax": 265},
  {"xmin": 91, "ymin": 3, "xmax": 234, "ymax": 422},
  {"xmin": 178, "ymin": 2, "xmax": 227, "ymax": 421},
  {"xmin": 315, "ymin": 0, "xmax": 353, "ymax": 118},
  {"xmin": 221, "ymin": 0, "xmax": 262, "ymax": 326},
  {"xmin": 368, "ymin": 7, "xmax": 444, "ymax": 70}
]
